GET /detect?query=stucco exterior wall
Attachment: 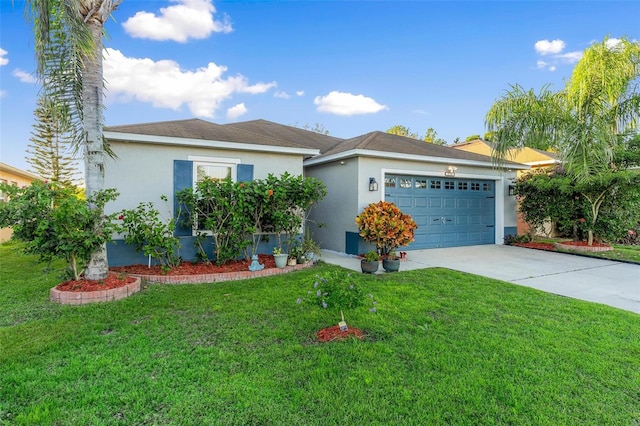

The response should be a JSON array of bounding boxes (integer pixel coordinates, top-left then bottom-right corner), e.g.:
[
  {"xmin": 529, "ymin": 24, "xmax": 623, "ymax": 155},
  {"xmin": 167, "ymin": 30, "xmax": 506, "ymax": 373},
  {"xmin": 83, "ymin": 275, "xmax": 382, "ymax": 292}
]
[
  {"xmin": 307, "ymin": 156, "xmax": 518, "ymax": 253},
  {"xmin": 305, "ymin": 159, "xmax": 359, "ymax": 252},
  {"xmin": 104, "ymin": 140, "xmax": 304, "ymax": 217}
]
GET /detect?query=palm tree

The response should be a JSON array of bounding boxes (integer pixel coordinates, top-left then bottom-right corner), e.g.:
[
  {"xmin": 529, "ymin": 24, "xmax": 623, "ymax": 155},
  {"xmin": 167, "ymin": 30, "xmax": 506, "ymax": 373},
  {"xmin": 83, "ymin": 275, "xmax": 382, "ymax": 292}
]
[
  {"xmin": 486, "ymin": 37, "xmax": 640, "ymax": 245},
  {"xmin": 26, "ymin": 0, "xmax": 122, "ymax": 279}
]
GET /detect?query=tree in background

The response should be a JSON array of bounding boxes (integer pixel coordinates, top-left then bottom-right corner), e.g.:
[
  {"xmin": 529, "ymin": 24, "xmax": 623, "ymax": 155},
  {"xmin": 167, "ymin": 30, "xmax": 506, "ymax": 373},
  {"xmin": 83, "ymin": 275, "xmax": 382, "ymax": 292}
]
[
  {"xmin": 386, "ymin": 125, "xmax": 419, "ymax": 139},
  {"xmin": 26, "ymin": 95, "xmax": 80, "ymax": 188},
  {"xmin": 465, "ymin": 134, "xmax": 482, "ymax": 142},
  {"xmin": 291, "ymin": 122, "xmax": 330, "ymax": 135},
  {"xmin": 26, "ymin": 0, "xmax": 122, "ymax": 279},
  {"xmin": 486, "ymin": 36, "xmax": 640, "ymax": 245},
  {"xmin": 386, "ymin": 125, "xmax": 447, "ymax": 144},
  {"xmin": 423, "ymin": 128, "xmax": 447, "ymax": 145}
]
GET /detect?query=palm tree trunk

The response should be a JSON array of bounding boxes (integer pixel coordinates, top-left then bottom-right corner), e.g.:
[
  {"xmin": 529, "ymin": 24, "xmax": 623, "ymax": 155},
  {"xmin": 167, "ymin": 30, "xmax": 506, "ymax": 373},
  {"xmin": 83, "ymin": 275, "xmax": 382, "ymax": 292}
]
[{"xmin": 83, "ymin": 18, "xmax": 108, "ymax": 280}]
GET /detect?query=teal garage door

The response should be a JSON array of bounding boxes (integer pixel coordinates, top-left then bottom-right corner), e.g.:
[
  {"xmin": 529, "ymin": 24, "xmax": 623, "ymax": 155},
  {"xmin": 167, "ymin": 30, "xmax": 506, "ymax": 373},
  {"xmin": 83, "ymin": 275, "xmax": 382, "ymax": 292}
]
[{"xmin": 385, "ymin": 175, "xmax": 495, "ymax": 249}]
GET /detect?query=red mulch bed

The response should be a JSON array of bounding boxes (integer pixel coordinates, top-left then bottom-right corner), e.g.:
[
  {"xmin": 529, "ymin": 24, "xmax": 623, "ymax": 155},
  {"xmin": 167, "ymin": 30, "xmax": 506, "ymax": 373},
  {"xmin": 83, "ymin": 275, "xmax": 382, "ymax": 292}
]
[
  {"xmin": 56, "ymin": 273, "xmax": 138, "ymax": 292},
  {"xmin": 514, "ymin": 242, "xmax": 556, "ymax": 250},
  {"xmin": 60, "ymin": 255, "xmax": 279, "ymax": 292},
  {"xmin": 515, "ymin": 240, "xmax": 612, "ymax": 251},
  {"xmin": 317, "ymin": 325, "xmax": 364, "ymax": 343},
  {"xmin": 110, "ymin": 254, "xmax": 277, "ymax": 276}
]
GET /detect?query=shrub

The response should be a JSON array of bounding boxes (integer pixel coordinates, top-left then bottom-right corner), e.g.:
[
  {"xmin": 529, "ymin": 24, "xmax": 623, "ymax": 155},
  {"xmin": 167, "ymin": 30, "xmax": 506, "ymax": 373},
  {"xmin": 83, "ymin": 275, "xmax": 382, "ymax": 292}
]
[
  {"xmin": 355, "ymin": 201, "xmax": 417, "ymax": 255},
  {"xmin": 0, "ymin": 180, "xmax": 118, "ymax": 280},
  {"xmin": 177, "ymin": 173, "xmax": 326, "ymax": 264},
  {"xmin": 115, "ymin": 196, "xmax": 181, "ymax": 271},
  {"xmin": 296, "ymin": 271, "xmax": 377, "ymax": 318}
]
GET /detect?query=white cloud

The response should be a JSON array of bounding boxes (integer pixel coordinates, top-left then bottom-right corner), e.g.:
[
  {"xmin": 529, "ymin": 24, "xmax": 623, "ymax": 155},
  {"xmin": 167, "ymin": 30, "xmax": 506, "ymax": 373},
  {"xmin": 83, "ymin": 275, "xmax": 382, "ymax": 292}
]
[
  {"xmin": 556, "ymin": 51, "xmax": 582, "ymax": 63},
  {"xmin": 313, "ymin": 91, "xmax": 388, "ymax": 116},
  {"xmin": 122, "ymin": 0, "xmax": 232, "ymax": 43},
  {"xmin": 605, "ymin": 38, "xmax": 622, "ymax": 49},
  {"xmin": 226, "ymin": 103, "xmax": 247, "ymax": 119},
  {"xmin": 536, "ymin": 60, "xmax": 547, "ymax": 69},
  {"xmin": 274, "ymin": 91, "xmax": 290, "ymax": 99},
  {"xmin": 0, "ymin": 48, "xmax": 8, "ymax": 66},
  {"xmin": 12, "ymin": 68, "xmax": 37, "ymax": 83},
  {"xmin": 412, "ymin": 109, "xmax": 429, "ymax": 115},
  {"xmin": 296, "ymin": 90, "xmax": 304, "ymax": 97},
  {"xmin": 103, "ymin": 48, "xmax": 276, "ymax": 118},
  {"xmin": 0, "ymin": 90, "xmax": 5, "ymax": 99},
  {"xmin": 534, "ymin": 39, "xmax": 565, "ymax": 55}
]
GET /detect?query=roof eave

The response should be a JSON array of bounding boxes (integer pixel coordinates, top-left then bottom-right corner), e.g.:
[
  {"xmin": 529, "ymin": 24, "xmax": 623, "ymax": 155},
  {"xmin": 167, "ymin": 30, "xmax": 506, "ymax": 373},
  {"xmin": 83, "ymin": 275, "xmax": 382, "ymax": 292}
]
[
  {"xmin": 304, "ymin": 149, "xmax": 530, "ymax": 170},
  {"xmin": 104, "ymin": 131, "xmax": 320, "ymax": 156}
]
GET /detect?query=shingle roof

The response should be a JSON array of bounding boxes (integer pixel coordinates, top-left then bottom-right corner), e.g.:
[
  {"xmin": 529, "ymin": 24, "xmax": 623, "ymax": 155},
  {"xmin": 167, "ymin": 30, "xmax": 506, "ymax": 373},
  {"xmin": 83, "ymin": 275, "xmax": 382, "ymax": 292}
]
[
  {"xmin": 104, "ymin": 118, "xmax": 311, "ymax": 150},
  {"xmin": 315, "ymin": 131, "xmax": 517, "ymax": 163},
  {"xmin": 224, "ymin": 119, "xmax": 344, "ymax": 153}
]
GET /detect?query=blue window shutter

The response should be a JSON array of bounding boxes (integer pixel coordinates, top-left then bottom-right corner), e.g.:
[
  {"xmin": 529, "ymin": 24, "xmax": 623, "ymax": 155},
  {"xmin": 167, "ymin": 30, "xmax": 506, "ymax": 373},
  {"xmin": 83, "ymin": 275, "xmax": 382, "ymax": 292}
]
[
  {"xmin": 174, "ymin": 160, "xmax": 193, "ymax": 236},
  {"xmin": 237, "ymin": 164, "xmax": 254, "ymax": 182}
]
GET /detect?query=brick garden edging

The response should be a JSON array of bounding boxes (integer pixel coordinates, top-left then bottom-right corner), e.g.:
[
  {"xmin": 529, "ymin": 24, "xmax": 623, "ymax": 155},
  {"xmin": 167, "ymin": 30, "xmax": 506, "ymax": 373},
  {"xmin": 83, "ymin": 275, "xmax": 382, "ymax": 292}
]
[
  {"xmin": 554, "ymin": 242, "xmax": 614, "ymax": 253},
  {"xmin": 50, "ymin": 277, "xmax": 141, "ymax": 305},
  {"xmin": 126, "ymin": 261, "xmax": 314, "ymax": 285}
]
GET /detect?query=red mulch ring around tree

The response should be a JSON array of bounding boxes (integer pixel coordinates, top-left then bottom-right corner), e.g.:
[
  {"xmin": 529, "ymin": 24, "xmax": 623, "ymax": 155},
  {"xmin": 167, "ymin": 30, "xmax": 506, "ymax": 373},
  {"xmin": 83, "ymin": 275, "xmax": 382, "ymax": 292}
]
[
  {"xmin": 110, "ymin": 254, "xmax": 277, "ymax": 276},
  {"xmin": 56, "ymin": 273, "xmax": 138, "ymax": 292},
  {"xmin": 317, "ymin": 325, "xmax": 364, "ymax": 343},
  {"xmin": 515, "ymin": 240, "xmax": 612, "ymax": 251}
]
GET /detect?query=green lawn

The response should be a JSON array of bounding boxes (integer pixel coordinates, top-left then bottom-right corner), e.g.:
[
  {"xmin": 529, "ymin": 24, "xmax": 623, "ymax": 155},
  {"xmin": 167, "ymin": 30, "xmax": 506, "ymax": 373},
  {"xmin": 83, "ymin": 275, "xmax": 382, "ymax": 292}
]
[{"xmin": 1, "ymin": 241, "xmax": 639, "ymax": 425}]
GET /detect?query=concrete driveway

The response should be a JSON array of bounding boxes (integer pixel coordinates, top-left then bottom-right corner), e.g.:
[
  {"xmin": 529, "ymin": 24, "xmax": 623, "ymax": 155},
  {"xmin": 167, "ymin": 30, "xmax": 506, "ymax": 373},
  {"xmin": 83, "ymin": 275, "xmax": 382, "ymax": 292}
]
[{"xmin": 320, "ymin": 245, "xmax": 640, "ymax": 315}]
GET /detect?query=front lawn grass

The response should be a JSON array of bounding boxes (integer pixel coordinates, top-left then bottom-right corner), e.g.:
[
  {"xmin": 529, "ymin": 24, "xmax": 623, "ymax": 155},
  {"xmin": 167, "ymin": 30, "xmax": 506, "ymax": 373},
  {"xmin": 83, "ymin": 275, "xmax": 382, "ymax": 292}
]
[{"xmin": 1, "ymin": 242, "xmax": 639, "ymax": 425}]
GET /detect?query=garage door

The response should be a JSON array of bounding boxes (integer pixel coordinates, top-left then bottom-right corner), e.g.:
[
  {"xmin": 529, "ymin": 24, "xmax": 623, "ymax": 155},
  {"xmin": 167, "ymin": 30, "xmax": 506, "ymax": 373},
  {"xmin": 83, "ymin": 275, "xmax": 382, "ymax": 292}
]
[{"xmin": 385, "ymin": 175, "xmax": 495, "ymax": 249}]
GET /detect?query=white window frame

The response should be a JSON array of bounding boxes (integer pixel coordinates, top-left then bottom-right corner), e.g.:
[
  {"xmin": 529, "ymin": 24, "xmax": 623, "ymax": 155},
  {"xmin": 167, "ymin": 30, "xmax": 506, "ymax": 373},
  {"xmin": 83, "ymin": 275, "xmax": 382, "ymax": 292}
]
[
  {"xmin": 188, "ymin": 155, "xmax": 240, "ymax": 186},
  {"xmin": 187, "ymin": 156, "xmax": 241, "ymax": 236}
]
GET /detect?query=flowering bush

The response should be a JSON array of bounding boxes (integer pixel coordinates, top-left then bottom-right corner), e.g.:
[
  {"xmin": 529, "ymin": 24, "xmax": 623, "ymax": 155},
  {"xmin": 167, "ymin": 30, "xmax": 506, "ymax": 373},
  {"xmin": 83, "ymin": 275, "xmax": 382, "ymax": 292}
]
[
  {"xmin": 296, "ymin": 271, "xmax": 377, "ymax": 315},
  {"xmin": 177, "ymin": 173, "xmax": 326, "ymax": 264},
  {"xmin": 355, "ymin": 201, "xmax": 417, "ymax": 255},
  {"xmin": 0, "ymin": 180, "xmax": 119, "ymax": 280},
  {"xmin": 115, "ymin": 196, "xmax": 181, "ymax": 271}
]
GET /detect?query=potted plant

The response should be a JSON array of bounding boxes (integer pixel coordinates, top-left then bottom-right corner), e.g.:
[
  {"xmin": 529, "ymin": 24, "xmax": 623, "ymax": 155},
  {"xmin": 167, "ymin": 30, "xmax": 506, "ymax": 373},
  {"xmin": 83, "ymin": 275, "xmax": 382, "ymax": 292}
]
[
  {"xmin": 273, "ymin": 246, "xmax": 288, "ymax": 269},
  {"xmin": 361, "ymin": 250, "xmax": 380, "ymax": 274},
  {"xmin": 355, "ymin": 201, "xmax": 417, "ymax": 273},
  {"xmin": 301, "ymin": 232, "xmax": 322, "ymax": 262},
  {"xmin": 382, "ymin": 250, "xmax": 400, "ymax": 273}
]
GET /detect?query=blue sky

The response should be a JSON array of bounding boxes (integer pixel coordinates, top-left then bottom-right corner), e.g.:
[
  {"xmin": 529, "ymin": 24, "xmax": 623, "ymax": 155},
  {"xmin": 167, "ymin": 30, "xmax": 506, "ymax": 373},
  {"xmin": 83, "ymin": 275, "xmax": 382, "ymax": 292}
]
[{"xmin": 1, "ymin": 0, "xmax": 639, "ymax": 173}]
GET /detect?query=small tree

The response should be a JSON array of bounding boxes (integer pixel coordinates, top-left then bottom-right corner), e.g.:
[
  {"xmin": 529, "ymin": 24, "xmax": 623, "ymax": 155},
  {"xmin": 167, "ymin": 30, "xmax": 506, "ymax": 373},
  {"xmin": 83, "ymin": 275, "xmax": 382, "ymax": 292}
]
[
  {"xmin": 26, "ymin": 95, "xmax": 80, "ymax": 188},
  {"xmin": 0, "ymin": 180, "xmax": 118, "ymax": 280}
]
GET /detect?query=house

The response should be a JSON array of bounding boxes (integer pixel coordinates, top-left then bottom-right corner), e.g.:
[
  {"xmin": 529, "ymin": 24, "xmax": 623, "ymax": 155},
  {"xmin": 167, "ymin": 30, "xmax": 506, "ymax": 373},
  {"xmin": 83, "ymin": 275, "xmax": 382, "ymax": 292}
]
[
  {"xmin": 0, "ymin": 162, "xmax": 39, "ymax": 242},
  {"xmin": 103, "ymin": 119, "xmax": 320, "ymax": 265},
  {"xmin": 452, "ymin": 139, "xmax": 560, "ymax": 235},
  {"xmin": 103, "ymin": 119, "xmax": 527, "ymax": 264}
]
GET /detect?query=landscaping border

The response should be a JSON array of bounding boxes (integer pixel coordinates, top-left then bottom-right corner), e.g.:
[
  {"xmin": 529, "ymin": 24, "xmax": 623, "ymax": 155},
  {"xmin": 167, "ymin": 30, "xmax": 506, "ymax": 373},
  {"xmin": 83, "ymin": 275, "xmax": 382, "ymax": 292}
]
[
  {"xmin": 50, "ymin": 277, "xmax": 141, "ymax": 305},
  {"xmin": 127, "ymin": 261, "xmax": 314, "ymax": 285},
  {"xmin": 554, "ymin": 242, "xmax": 613, "ymax": 253}
]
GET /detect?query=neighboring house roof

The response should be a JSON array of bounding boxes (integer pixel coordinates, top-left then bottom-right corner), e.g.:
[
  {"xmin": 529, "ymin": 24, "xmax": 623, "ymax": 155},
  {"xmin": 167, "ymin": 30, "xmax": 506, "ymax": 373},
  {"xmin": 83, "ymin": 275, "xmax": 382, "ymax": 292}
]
[
  {"xmin": 0, "ymin": 162, "xmax": 39, "ymax": 181},
  {"xmin": 104, "ymin": 119, "xmax": 320, "ymax": 156},
  {"xmin": 224, "ymin": 119, "xmax": 344, "ymax": 154},
  {"xmin": 452, "ymin": 139, "xmax": 559, "ymax": 166},
  {"xmin": 305, "ymin": 131, "xmax": 528, "ymax": 169}
]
